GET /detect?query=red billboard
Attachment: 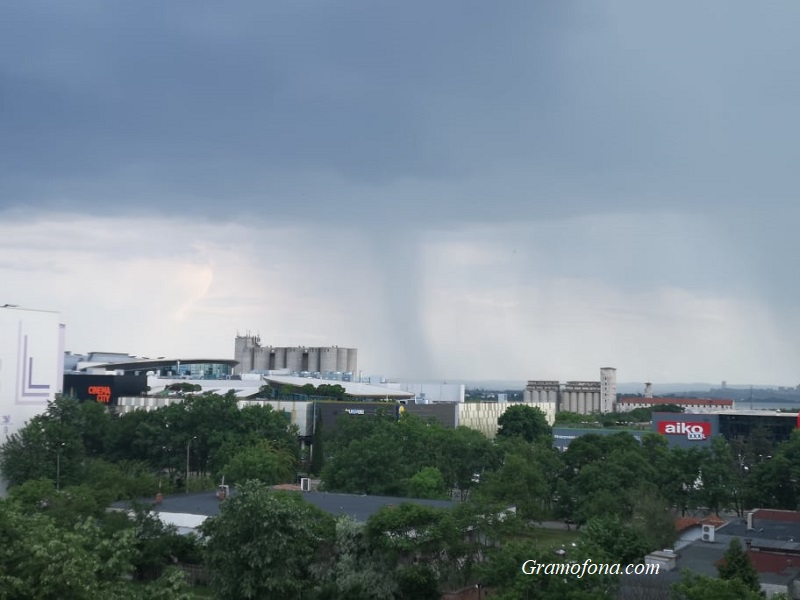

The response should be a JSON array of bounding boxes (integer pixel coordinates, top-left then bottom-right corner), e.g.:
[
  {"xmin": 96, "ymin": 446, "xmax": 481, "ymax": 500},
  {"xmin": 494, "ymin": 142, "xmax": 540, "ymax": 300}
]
[{"xmin": 658, "ymin": 420, "xmax": 711, "ymax": 441}]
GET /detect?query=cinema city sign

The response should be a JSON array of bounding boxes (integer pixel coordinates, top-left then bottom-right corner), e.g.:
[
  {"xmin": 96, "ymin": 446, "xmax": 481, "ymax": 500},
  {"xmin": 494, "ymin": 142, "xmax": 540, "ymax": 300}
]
[{"xmin": 658, "ymin": 421, "xmax": 711, "ymax": 441}]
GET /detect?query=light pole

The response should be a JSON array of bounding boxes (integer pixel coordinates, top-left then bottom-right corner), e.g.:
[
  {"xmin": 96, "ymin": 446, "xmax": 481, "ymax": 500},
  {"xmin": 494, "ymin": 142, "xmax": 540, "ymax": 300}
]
[{"xmin": 186, "ymin": 436, "xmax": 197, "ymax": 493}]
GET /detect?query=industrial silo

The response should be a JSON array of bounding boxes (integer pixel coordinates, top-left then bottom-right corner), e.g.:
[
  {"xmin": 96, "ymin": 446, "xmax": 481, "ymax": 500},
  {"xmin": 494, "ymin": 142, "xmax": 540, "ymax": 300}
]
[
  {"xmin": 273, "ymin": 347, "xmax": 286, "ymax": 370},
  {"xmin": 336, "ymin": 347, "xmax": 349, "ymax": 372},
  {"xmin": 286, "ymin": 347, "xmax": 303, "ymax": 373},
  {"xmin": 251, "ymin": 347, "xmax": 268, "ymax": 372},
  {"xmin": 306, "ymin": 348, "xmax": 320, "ymax": 373},
  {"xmin": 346, "ymin": 349, "xmax": 357, "ymax": 374},
  {"xmin": 320, "ymin": 347, "xmax": 337, "ymax": 373}
]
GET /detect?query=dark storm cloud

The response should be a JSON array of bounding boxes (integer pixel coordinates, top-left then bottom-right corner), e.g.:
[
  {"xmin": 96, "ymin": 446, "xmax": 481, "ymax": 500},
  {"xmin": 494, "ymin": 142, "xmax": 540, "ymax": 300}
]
[{"xmin": 3, "ymin": 1, "xmax": 798, "ymax": 223}]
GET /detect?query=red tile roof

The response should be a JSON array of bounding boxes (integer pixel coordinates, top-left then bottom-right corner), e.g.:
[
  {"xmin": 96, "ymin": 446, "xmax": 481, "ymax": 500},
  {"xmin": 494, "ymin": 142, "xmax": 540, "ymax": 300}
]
[
  {"xmin": 271, "ymin": 483, "xmax": 302, "ymax": 491},
  {"xmin": 618, "ymin": 397, "xmax": 734, "ymax": 407},
  {"xmin": 675, "ymin": 515, "xmax": 726, "ymax": 533},
  {"xmin": 746, "ymin": 551, "xmax": 800, "ymax": 574},
  {"xmin": 753, "ymin": 509, "xmax": 800, "ymax": 523}
]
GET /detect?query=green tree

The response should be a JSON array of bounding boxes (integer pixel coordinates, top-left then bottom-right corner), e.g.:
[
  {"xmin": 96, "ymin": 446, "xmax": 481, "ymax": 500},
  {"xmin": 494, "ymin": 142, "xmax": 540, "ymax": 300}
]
[
  {"xmin": 199, "ymin": 480, "xmax": 335, "ymax": 600},
  {"xmin": 395, "ymin": 565, "xmax": 440, "ymax": 600},
  {"xmin": 408, "ymin": 466, "xmax": 448, "ymax": 500},
  {"xmin": 579, "ymin": 516, "xmax": 652, "ymax": 564},
  {"xmin": 717, "ymin": 537, "xmax": 760, "ymax": 592},
  {"xmin": 221, "ymin": 440, "xmax": 296, "ymax": 486},
  {"xmin": 479, "ymin": 538, "xmax": 619, "ymax": 600},
  {"xmin": 0, "ymin": 395, "xmax": 86, "ymax": 488},
  {"xmin": 476, "ymin": 438, "xmax": 551, "ymax": 520},
  {"xmin": 0, "ymin": 500, "xmax": 191, "ymax": 599},
  {"xmin": 672, "ymin": 571, "xmax": 763, "ymax": 600},
  {"xmin": 313, "ymin": 517, "xmax": 398, "ymax": 600},
  {"xmin": 365, "ymin": 502, "xmax": 469, "ymax": 589},
  {"xmin": 698, "ymin": 437, "xmax": 736, "ymax": 515},
  {"xmin": 497, "ymin": 405, "xmax": 552, "ymax": 444}
]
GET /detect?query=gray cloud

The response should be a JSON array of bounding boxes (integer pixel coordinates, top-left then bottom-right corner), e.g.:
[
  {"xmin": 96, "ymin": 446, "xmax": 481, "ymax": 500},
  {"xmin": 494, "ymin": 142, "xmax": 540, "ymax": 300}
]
[{"xmin": 2, "ymin": 2, "xmax": 799, "ymax": 383}]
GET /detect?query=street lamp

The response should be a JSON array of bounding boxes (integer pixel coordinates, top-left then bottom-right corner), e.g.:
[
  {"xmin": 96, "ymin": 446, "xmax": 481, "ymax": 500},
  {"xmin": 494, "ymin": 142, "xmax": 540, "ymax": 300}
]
[{"xmin": 186, "ymin": 436, "xmax": 197, "ymax": 493}]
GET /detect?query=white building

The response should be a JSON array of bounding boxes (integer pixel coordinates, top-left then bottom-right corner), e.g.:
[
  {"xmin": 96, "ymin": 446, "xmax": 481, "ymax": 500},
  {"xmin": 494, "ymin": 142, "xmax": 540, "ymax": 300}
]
[{"xmin": 0, "ymin": 306, "xmax": 65, "ymax": 488}]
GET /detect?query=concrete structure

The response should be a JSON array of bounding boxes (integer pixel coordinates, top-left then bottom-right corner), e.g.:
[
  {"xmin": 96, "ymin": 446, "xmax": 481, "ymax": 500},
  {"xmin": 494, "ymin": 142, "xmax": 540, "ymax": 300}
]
[
  {"xmin": 523, "ymin": 380, "xmax": 559, "ymax": 422},
  {"xmin": 385, "ymin": 382, "xmax": 466, "ymax": 404},
  {"xmin": 234, "ymin": 335, "xmax": 357, "ymax": 376},
  {"xmin": 522, "ymin": 368, "xmax": 616, "ymax": 417},
  {"xmin": 0, "ymin": 306, "xmax": 65, "ymax": 488},
  {"xmin": 562, "ymin": 381, "xmax": 601, "ymax": 414},
  {"xmin": 600, "ymin": 367, "xmax": 617, "ymax": 413}
]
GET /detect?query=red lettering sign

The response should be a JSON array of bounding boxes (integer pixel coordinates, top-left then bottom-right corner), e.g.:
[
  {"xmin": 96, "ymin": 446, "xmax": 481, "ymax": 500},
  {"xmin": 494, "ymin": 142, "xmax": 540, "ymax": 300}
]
[
  {"xmin": 658, "ymin": 421, "xmax": 711, "ymax": 440},
  {"xmin": 87, "ymin": 385, "xmax": 112, "ymax": 404}
]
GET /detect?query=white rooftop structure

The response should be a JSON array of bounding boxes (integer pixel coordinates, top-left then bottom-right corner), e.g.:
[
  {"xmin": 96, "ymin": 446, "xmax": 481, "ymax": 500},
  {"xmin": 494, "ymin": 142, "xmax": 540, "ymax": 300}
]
[{"xmin": 262, "ymin": 375, "xmax": 414, "ymax": 399}]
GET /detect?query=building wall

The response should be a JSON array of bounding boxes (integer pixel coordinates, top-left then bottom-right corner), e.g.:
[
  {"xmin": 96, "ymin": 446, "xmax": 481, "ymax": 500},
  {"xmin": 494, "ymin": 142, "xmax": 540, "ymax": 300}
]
[
  {"xmin": 63, "ymin": 373, "xmax": 147, "ymax": 405},
  {"xmin": 651, "ymin": 412, "xmax": 719, "ymax": 448},
  {"xmin": 405, "ymin": 402, "xmax": 458, "ymax": 427},
  {"xmin": 117, "ymin": 396, "xmax": 184, "ymax": 413},
  {"xmin": 241, "ymin": 399, "xmax": 312, "ymax": 437},
  {"xmin": 457, "ymin": 401, "xmax": 543, "ymax": 439},
  {"xmin": 0, "ymin": 308, "xmax": 64, "ymax": 459}
]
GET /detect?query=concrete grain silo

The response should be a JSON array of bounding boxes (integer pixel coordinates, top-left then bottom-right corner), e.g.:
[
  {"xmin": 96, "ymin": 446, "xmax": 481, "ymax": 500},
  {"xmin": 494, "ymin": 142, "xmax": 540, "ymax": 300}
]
[
  {"xmin": 286, "ymin": 347, "xmax": 303, "ymax": 373},
  {"xmin": 273, "ymin": 347, "xmax": 286, "ymax": 370},
  {"xmin": 346, "ymin": 348, "xmax": 357, "ymax": 374},
  {"xmin": 336, "ymin": 347, "xmax": 349, "ymax": 372},
  {"xmin": 306, "ymin": 348, "xmax": 320, "ymax": 373},
  {"xmin": 253, "ymin": 346, "xmax": 270, "ymax": 371},
  {"xmin": 320, "ymin": 347, "xmax": 337, "ymax": 373}
]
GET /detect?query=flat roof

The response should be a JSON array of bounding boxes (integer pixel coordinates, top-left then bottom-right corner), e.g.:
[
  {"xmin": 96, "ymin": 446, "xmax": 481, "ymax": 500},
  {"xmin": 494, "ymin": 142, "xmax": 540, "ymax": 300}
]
[
  {"xmin": 263, "ymin": 375, "xmax": 414, "ymax": 398},
  {"xmin": 653, "ymin": 410, "xmax": 799, "ymax": 417},
  {"xmin": 114, "ymin": 490, "xmax": 456, "ymax": 523},
  {"xmin": 620, "ymin": 397, "xmax": 733, "ymax": 406},
  {"xmin": 79, "ymin": 358, "xmax": 239, "ymax": 371}
]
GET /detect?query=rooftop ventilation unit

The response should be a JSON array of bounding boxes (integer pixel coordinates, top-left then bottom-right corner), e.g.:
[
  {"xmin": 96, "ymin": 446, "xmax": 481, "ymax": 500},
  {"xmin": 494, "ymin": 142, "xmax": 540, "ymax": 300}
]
[{"xmin": 702, "ymin": 524, "xmax": 715, "ymax": 543}]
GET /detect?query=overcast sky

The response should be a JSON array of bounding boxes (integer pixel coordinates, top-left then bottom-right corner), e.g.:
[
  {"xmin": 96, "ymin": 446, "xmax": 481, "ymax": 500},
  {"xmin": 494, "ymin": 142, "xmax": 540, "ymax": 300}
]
[{"xmin": 2, "ymin": 1, "xmax": 799, "ymax": 385}]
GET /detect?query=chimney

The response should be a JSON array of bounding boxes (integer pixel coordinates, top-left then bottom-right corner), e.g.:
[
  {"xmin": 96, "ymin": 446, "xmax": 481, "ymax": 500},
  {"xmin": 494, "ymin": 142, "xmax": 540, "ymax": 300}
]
[{"xmin": 746, "ymin": 511, "xmax": 754, "ymax": 531}]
